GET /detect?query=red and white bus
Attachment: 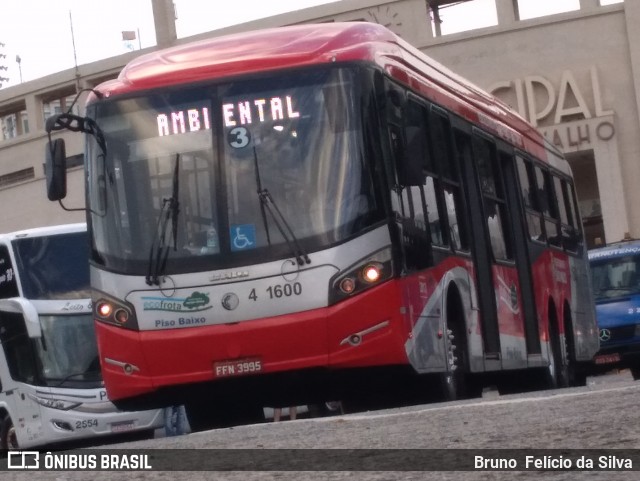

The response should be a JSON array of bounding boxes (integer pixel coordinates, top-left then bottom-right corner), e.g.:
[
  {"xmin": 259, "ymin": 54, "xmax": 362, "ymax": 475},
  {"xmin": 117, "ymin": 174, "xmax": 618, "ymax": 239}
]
[{"xmin": 45, "ymin": 22, "xmax": 599, "ymax": 429}]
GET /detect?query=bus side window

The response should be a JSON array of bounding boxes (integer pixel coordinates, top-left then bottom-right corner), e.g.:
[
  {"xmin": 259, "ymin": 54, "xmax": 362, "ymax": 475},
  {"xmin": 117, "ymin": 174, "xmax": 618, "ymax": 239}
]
[
  {"xmin": 537, "ymin": 168, "xmax": 561, "ymax": 248},
  {"xmin": 403, "ymin": 99, "xmax": 449, "ymax": 249},
  {"xmin": 557, "ymin": 178, "xmax": 583, "ymax": 253},
  {"xmin": 0, "ymin": 311, "xmax": 36, "ymax": 384},
  {"xmin": 0, "ymin": 245, "xmax": 19, "ymax": 299},
  {"xmin": 473, "ymin": 135, "xmax": 513, "ymax": 261},
  {"xmin": 432, "ymin": 111, "xmax": 467, "ymax": 251},
  {"xmin": 385, "ymin": 82, "xmax": 423, "ymax": 188},
  {"xmin": 395, "ymin": 99, "xmax": 434, "ymax": 270},
  {"xmin": 515, "ymin": 156, "xmax": 544, "ymax": 243}
]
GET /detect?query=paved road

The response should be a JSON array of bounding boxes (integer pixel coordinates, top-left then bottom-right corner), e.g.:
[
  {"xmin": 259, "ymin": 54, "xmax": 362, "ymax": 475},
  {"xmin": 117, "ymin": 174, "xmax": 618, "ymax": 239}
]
[{"xmin": 3, "ymin": 372, "xmax": 640, "ymax": 481}]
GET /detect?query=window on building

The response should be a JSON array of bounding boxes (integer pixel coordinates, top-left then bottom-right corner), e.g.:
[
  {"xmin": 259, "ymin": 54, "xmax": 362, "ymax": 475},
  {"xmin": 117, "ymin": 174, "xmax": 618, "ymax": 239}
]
[
  {"xmin": 0, "ymin": 167, "xmax": 35, "ymax": 188},
  {"xmin": 516, "ymin": 0, "xmax": 580, "ymax": 20},
  {"xmin": 0, "ymin": 103, "xmax": 29, "ymax": 141},
  {"xmin": 42, "ymin": 91, "xmax": 79, "ymax": 123}
]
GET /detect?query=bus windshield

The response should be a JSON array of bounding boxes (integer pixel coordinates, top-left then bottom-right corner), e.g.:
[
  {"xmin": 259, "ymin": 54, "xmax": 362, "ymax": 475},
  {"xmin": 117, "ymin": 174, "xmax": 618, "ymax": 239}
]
[
  {"xmin": 36, "ymin": 312, "xmax": 101, "ymax": 387},
  {"xmin": 591, "ymin": 255, "xmax": 640, "ymax": 300},
  {"xmin": 12, "ymin": 232, "xmax": 91, "ymax": 300},
  {"xmin": 87, "ymin": 66, "xmax": 383, "ymax": 274}
]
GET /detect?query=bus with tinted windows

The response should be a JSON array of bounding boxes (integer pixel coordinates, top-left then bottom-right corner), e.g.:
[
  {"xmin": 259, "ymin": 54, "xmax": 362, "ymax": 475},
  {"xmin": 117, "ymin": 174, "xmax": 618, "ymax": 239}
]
[
  {"xmin": 589, "ymin": 239, "xmax": 640, "ymax": 379},
  {"xmin": 0, "ymin": 224, "xmax": 163, "ymax": 449},
  {"xmin": 44, "ymin": 22, "xmax": 599, "ymax": 430}
]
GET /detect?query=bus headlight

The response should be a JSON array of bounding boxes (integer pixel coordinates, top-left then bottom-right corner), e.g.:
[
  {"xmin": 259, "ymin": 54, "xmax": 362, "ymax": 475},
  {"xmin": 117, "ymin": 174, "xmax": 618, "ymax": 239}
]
[
  {"xmin": 329, "ymin": 247, "xmax": 393, "ymax": 304},
  {"xmin": 96, "ymin": 301, "xmax": 112, "ymax": 318},
  {"xmin": 362, "ymin": 263, "xmax": 383, "ymax": 283},
  {"xmin": 93, "ymin": 291, "xmax": 139, "ymax": 330}
]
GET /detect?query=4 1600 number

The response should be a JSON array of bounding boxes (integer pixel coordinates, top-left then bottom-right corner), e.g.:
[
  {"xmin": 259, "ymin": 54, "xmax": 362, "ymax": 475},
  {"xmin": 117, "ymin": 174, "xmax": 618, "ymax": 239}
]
[{"xmin": 248, "ymin": 282, "xmax": 302, "ymax": 301}]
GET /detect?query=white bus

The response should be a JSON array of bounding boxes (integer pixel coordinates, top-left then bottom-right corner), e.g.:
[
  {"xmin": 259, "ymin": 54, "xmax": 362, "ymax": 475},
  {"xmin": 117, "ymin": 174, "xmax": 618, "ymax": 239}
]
[{"xmin": 0, "ymin": 224, "xmax": 163, "ymax": 449}]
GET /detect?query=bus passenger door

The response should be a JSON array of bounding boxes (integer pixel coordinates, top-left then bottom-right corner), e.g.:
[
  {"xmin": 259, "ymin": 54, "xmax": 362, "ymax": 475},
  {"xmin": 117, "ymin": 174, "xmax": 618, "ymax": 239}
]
[
  {"xmin": 500, "ymin": 152, "xmax": 541, "ymax": 356},
  {"xmin": 452, "ymin": 128, "xmax": 502, "ymax": 361}
]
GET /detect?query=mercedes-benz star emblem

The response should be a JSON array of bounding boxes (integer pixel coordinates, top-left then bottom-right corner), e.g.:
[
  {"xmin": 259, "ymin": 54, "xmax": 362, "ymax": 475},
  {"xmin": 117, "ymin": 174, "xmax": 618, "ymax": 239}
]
[
  {"xmin": 599, "ymin": 328, "xmax": 611, "ymax": 342},
  {"xmin": 221, "ymin": 293, "xmax": 239, "ymax": 311}
]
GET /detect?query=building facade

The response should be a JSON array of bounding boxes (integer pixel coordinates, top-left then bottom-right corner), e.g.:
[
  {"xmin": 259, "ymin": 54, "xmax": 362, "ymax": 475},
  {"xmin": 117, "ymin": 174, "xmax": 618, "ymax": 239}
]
[{"xmin": 0, "ymin": 0, "xmax": 636, "ymax": 247}]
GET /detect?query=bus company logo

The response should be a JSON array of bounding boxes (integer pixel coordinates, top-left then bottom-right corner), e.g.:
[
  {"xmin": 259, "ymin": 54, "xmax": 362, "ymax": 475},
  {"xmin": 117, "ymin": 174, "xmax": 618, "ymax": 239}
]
[
  {"xmin": 209, "ymin": 270, "xmax": 249, "ymax": 282},
  {"xmin": 142, "ymin": 292, "xmax": 213, "ymax": 313},
  {"xmin": 7, "ymin": 451, "xmax": 39, "ymax": 469}
]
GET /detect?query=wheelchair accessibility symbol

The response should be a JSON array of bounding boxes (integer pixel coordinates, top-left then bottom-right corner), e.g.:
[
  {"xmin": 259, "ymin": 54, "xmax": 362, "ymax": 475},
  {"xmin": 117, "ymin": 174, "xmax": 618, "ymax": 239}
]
[{"xmin": 230, "ymin": 224, "xmax": 256, "ymax": 251}]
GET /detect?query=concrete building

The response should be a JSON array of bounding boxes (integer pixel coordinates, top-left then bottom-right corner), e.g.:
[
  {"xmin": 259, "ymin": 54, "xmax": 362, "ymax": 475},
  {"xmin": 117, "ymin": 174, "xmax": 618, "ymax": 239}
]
[{"xmin": 0, "ymin": 0, "xmax": 635, "ymax": 247}]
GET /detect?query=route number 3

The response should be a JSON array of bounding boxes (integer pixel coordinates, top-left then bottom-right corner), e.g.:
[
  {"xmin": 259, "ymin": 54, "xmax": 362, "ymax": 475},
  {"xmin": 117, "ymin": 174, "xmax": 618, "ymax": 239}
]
[{"xmin": 228, "ymin": 127, "xmax": 250, "ymax": 148}]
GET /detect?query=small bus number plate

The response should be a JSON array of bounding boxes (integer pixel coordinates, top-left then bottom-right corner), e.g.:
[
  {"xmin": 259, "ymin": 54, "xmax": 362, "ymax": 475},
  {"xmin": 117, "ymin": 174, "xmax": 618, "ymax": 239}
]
[
  {"xmin": 110, "ymin": 420, "xmax": 136, "ymax": 433},
  {"xmin": 594, "ymin": 353, "xmax": 621, "ymax": 365},
  {"xmin": 213, "ymin": 358, "xmax": 263, "ymax": 377}
]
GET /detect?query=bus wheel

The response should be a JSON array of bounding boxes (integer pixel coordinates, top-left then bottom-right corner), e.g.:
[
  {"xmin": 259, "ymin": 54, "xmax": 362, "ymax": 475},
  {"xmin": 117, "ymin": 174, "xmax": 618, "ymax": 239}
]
[
  {"xmin": 0, "ymin": 416, "xmax": 18, "ymax": 450},
  {"xmin": 630, "ymin": 364, "xmax": 640, "ymax": 381}
]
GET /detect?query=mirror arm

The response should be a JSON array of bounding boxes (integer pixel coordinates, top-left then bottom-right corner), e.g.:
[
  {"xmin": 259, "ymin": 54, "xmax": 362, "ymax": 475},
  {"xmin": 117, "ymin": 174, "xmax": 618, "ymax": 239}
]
[{"xmin": 58, "ymin": 199, "xmax": 85, "ymax": 212}]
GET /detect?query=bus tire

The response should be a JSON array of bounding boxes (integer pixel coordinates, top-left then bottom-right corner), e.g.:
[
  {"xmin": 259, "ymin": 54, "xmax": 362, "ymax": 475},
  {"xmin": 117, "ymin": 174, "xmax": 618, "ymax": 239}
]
[
  {"xmin": 438, "ymin": 287, "xmax": 475, "ymax": 401},
  {"xmin": 0, "ymin": 416, "xmax": 18, "ymax": 450},
  {"xmin": 630, "ymin": 364, "xmax": 640, "ymax": 381},
  {"xmin": 563, "ymin": 305, "xmax": 587, "ymax": 387},
  {"xmin": 438, "ymin": 324, "xmax": 466, "ymax": 402}
]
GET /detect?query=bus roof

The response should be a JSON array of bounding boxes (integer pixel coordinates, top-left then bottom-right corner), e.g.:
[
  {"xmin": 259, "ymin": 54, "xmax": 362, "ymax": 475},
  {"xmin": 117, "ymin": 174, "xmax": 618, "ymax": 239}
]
[
  {"xmin": 0, "ymin": 223, "xmax": 86, "ymax": 242},
  {"xmin": 588, "ymin": 239, "xmax": 640, "ymax": 261},
  {"xmin": 94, "ymin": 22, "xmax": 560, "ymax": 169}
]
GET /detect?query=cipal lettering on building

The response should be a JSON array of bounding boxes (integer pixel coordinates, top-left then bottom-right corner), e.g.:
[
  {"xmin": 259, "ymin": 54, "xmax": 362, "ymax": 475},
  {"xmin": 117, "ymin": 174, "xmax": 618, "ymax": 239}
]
[{"xmin": 489, "ymin": 66, "xmax": 615, "ymax": 151}]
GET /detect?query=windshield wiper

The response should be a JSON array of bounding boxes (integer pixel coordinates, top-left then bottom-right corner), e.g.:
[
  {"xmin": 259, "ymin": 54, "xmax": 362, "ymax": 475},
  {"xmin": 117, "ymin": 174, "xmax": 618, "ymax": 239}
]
[
  {"xmin": 146, "ymin": 154, "xmax": 181, "ymax": 285},
  {"xmin": 252, "ymin": 147, "xmax": 310, "ymax": 266},
  {"xmin": 52, "ymin": 369, "xmax": 102, "ymax": 387}
]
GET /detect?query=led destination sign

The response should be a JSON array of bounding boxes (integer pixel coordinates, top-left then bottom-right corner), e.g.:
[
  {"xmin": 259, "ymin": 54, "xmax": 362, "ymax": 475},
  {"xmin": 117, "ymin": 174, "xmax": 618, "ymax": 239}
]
[
  {"xmin": 223, "ymin": 96, "xmax": 300, "ymax": 127},
  {"xmin": 157, "ymin": 107, "xmax": 211, "ymax": 136},
  {"xmin": 156, "ymin": 95, "xmax": 300, "ymax": 137}
]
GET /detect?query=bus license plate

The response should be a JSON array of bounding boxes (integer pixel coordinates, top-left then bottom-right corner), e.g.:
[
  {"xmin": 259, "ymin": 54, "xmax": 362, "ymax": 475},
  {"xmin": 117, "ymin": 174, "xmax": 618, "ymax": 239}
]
[
  {"xmin": 594, "ymin": 353, "xmax": 621, "ymax": 365},
  {"xmin": 213, "ymin": 358, "xmax": 263, "ymax": 378}
]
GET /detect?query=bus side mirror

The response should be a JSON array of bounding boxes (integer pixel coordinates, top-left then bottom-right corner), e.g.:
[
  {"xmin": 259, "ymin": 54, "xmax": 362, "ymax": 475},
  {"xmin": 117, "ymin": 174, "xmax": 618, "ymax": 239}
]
[
  {"xmin": 45, "ymin": 138, "xmax": 67, "ymax": 201},
  {"xmin": 0, "ymin": 298, "xmax": 42, "ymax": 338}
]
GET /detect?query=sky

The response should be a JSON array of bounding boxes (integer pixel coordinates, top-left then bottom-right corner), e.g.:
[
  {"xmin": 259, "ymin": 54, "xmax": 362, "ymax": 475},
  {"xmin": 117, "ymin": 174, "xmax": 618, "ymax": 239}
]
[{"xmin": 0, "ymin": 0, "xmax": 624, "ymax": 89}]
